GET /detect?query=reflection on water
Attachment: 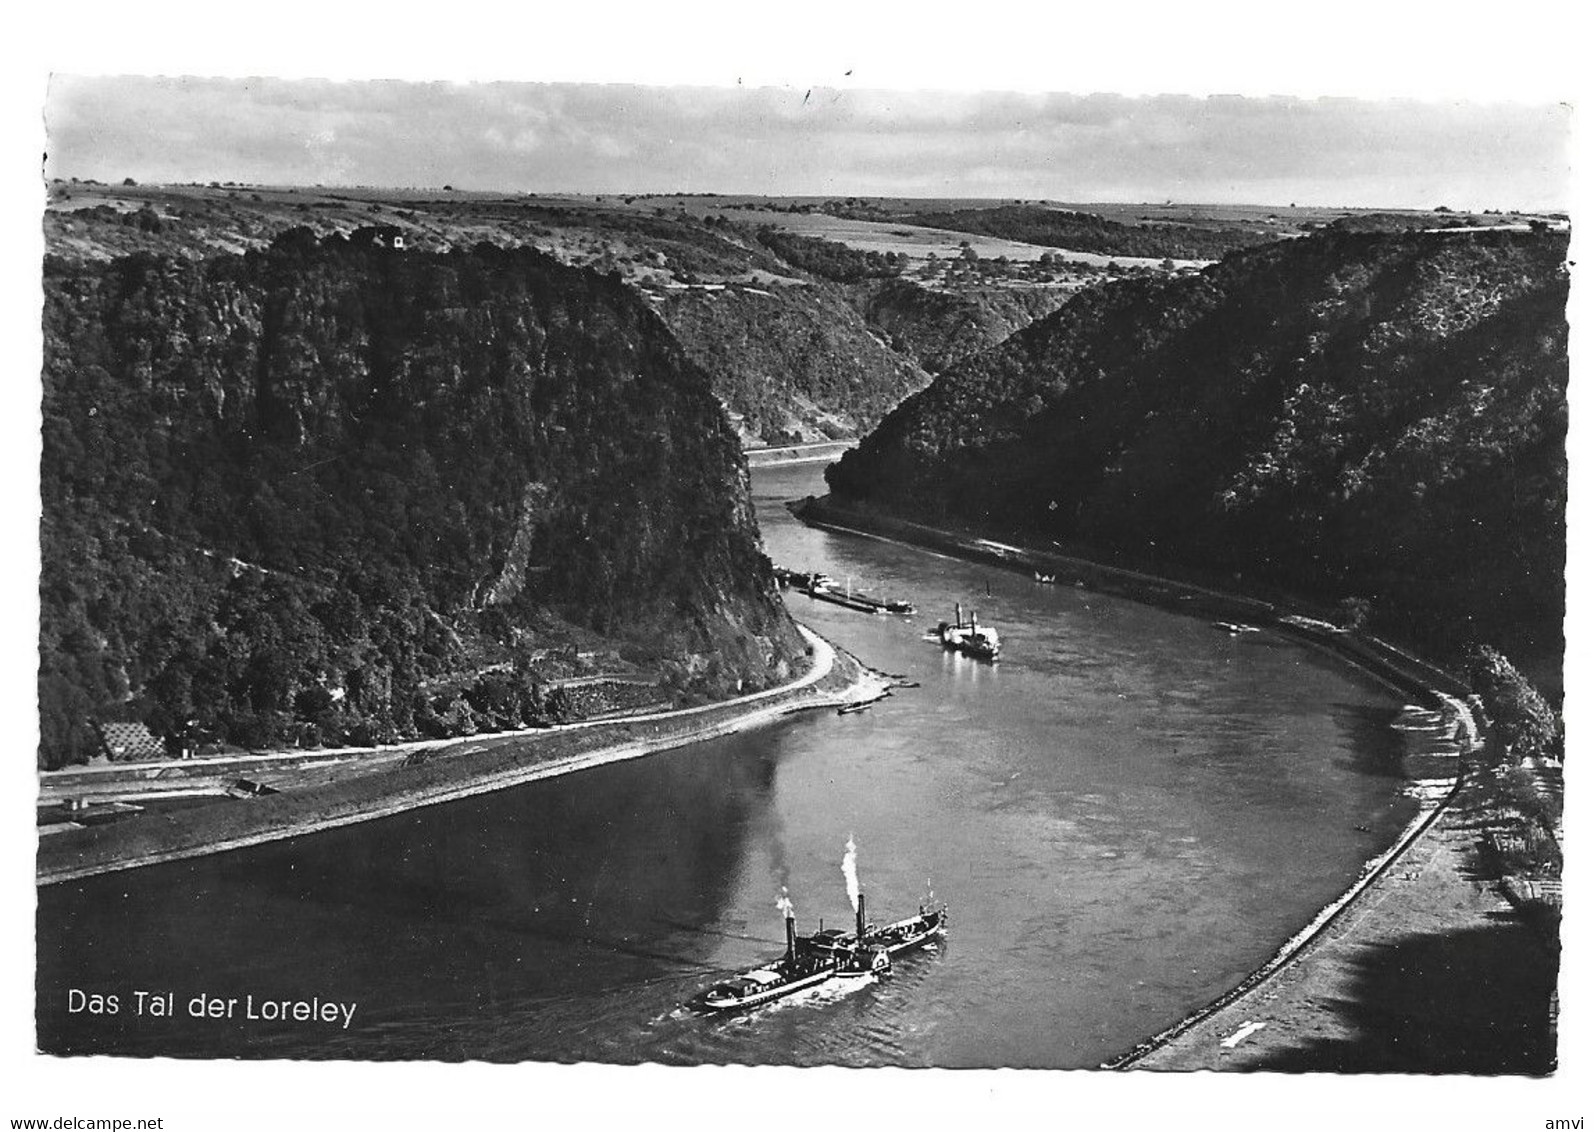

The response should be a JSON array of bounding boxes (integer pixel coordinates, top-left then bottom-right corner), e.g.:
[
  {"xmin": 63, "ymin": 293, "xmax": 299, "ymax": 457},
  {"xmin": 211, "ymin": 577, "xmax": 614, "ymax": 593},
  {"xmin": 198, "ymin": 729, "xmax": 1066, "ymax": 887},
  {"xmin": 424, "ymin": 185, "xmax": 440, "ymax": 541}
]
[{"xmin": 38, "ymin": 462, "xmax": 1437, "ymax": 1067}]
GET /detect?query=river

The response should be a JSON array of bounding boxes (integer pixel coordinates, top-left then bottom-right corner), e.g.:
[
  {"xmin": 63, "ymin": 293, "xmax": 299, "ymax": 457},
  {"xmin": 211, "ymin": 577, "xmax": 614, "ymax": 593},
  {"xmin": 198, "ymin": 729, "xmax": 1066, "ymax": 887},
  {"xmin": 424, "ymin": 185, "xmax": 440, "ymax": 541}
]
[{"xmin": 36, "ymin": 462, "xmax": 1453, "ymax": 1067}]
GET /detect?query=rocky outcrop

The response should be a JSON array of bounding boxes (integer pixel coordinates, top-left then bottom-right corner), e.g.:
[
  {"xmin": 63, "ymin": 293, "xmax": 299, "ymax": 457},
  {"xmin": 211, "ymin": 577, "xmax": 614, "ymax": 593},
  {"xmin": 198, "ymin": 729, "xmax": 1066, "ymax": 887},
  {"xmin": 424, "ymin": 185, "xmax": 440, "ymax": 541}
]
[{"xmin": 40, "ymin": 231, "xmax": 805, "ymax": 766}]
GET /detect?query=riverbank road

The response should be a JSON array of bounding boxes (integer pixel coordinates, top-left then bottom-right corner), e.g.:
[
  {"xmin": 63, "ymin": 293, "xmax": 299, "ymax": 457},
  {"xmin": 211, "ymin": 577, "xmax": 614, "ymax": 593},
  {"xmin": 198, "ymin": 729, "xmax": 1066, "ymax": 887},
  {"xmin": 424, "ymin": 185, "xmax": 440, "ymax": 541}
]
[
  {"xmin": 742, "ymin": 440, "xmax": 856, "ymax": 468},
  {"xmin": 38, "ymin": 625, "xmax": 842, "ymax": 807}
]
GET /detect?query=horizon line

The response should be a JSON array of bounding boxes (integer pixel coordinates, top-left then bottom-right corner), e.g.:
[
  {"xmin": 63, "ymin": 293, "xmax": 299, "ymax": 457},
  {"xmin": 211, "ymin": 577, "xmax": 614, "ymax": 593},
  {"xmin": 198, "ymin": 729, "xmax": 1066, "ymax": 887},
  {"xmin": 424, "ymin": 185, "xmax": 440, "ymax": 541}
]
[{"xmin": 47, "ymin": 180, "xmax": 1570, "ymax": 215}]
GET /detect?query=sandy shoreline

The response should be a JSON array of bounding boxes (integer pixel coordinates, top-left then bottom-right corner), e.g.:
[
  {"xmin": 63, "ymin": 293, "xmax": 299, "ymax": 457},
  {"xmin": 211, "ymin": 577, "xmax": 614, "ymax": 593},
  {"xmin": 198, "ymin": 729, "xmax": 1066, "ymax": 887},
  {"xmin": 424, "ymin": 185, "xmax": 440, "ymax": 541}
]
[
  {"xmin": 37, "ymin": 625, "xmax": 890, "ymax": 886},
  {"xmin": 1106, "ymin": 771, "xmax": 1464, "ymax": 1068},
  {"xmin": 1126, "ymin": 787, "xmax": 1558, "ymax": 1072}
]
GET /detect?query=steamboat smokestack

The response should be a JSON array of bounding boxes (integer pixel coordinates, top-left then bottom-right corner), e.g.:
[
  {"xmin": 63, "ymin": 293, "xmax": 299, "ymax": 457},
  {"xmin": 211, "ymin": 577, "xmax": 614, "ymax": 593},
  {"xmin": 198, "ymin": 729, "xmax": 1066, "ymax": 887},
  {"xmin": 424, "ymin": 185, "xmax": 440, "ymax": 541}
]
[
  {"xmin": 856, "ymin": 890, "xmax": 867, "ymax": 945},
  {"xmin": 777, "ymin": 888, "xmax": 797, "ymax": 964},
  {"xmin": 955, "ymin": 602, "xmax": 962, "ymax": 627}
]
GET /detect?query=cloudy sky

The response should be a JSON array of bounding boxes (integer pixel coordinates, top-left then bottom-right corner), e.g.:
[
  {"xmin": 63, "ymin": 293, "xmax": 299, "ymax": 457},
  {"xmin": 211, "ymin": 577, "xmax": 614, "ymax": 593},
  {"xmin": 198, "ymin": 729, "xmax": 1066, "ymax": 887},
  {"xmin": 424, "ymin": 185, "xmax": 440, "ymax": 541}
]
[{"xmin": 44, "ymin": 77, "xmax": 1569, "ymax": 210}]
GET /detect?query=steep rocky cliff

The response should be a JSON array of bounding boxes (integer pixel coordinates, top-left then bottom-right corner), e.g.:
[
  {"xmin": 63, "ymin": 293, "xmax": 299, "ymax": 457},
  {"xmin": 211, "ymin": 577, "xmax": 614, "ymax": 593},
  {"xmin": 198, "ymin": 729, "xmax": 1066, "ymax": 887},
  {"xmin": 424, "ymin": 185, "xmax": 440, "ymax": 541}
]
[
  {"xmin": 40, "ymin": 231, "xmax": 805, "ymax": 767},
  {"xmin": 829, "ymin": 228, "xmax": 1568, "ymax": 668}
]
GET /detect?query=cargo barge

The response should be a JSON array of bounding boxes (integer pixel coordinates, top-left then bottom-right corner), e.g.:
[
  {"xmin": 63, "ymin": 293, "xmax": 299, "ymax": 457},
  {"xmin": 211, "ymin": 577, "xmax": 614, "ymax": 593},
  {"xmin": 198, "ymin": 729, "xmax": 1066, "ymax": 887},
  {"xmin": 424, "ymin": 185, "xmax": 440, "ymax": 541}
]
[{"xmin": 774, "ymin": 567, "xmax": 915, "ymax": 616}]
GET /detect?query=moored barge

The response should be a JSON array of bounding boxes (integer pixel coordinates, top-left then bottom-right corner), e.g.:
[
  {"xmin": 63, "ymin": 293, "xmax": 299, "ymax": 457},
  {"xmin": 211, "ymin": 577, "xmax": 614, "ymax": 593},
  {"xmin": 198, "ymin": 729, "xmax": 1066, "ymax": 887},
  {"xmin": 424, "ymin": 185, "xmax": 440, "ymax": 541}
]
[{"xmin": 773, "ymin": 567, "xmax": 916, "ymax": 617}]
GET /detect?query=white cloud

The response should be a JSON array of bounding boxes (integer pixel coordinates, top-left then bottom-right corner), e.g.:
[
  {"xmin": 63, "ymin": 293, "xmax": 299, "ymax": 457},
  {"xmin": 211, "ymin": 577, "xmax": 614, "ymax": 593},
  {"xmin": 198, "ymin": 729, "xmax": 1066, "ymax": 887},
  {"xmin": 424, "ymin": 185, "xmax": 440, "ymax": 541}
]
[{"xmin": 42, "ymin": 77, "xmax": 1570, "ymax": 209}]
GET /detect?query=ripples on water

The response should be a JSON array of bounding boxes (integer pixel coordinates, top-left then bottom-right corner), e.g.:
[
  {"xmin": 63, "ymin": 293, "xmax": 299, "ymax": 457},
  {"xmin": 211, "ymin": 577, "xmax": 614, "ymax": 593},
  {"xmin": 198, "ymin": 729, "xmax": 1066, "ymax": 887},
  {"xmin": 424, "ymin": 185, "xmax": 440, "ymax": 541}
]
[{"xmin": 36, "ymin": 462, "xmax": 1451, "ymax": 1067}]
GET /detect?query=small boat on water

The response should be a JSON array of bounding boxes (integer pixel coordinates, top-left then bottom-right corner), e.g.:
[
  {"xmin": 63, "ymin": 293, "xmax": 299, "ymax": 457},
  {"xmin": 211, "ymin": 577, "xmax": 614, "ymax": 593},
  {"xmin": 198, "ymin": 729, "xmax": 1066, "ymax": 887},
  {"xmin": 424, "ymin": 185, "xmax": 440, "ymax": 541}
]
[
  {"xmin": 1034, "ymin": 572, "xmax": 1056, "ymax": 584},
  {"xmin": 935, "ymin": 603, "xmax": 1000, "ymax": 660},
  {"xmin": 867, "ymin": 905, "xmax": 949, "ymax": 954},
  {"xmin": 689, "ymin": 845, "xmax": 945, "ymax": 1014},
  {"xmin": 689, "ymin": 958, "xmax": 837, "ymax": 1013},
  {"xmin": 1213, "ymin": 621, "xmax": 1260, "ymax": 635},
  {"xmin": 688, "ymin": 892, "xmax": 839, "ymax": 1014},
  {"xmin": 805, "ymin": 839, "xmax": 946, "ymax": 978},
  {"xmin": 804, "ymin": 897, "xmax": 948, "ymax": 965}
]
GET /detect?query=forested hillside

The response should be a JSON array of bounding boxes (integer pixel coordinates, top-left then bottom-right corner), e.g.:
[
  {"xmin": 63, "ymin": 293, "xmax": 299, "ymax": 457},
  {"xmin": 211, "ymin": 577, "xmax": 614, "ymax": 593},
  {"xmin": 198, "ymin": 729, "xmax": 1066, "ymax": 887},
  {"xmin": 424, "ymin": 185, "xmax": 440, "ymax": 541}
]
[
  {"xmin": 907, "ymin": 205, "xmax": 1278, "ymax": 261},
  {"xmin": 659, "ymin": 238, "xmax": 1080, "ymax": 442},
  {"xmin": 661, "ymin": 283, "xmax": 929, "ymax": 444},
  {"xmin": 40, "ymin": 231, "xmax": 805, "ymax": 767},
  {"xmin": 857, "ymin": 278, "xmax": 1073, "ymax": 374},
  {"xmin": 829, "ymin": 228, "xmax": 1568, "ymax": 670},
  {"xmin": 43, "ymin": 187, "xmax": 1122, "ymax": 446}
]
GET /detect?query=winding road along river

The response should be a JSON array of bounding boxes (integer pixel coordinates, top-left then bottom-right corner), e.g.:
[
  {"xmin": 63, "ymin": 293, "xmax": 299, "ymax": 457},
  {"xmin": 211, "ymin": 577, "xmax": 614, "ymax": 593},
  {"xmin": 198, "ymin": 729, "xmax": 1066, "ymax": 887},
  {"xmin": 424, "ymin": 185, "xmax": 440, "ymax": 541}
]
[{"xmin": 36, "ymin": 463, "xmax": 1447, "ymax": 1067}]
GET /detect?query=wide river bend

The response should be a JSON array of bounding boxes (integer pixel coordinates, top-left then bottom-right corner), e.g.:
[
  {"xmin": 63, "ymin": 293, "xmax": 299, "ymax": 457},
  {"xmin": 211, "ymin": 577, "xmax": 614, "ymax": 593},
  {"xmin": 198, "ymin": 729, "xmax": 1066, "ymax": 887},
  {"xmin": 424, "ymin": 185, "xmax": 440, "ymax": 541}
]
[{"xmin": 37, "ymin": 462, "xmax": 1449, "ymax": 1067}]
